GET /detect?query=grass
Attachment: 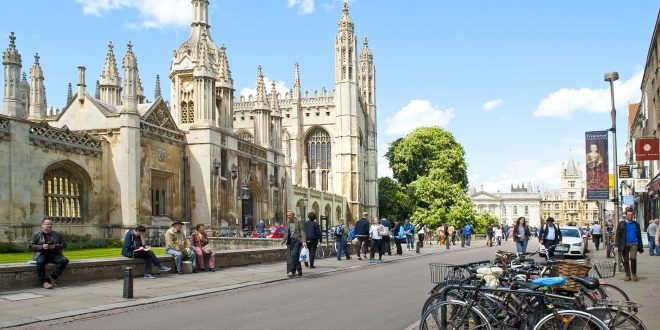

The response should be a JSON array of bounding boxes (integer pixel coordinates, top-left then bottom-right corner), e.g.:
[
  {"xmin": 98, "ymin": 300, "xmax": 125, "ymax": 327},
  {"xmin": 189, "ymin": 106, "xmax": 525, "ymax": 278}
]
[{"xmin": 0, "ymin": 247, "xmax": 167, "ymax": 264}]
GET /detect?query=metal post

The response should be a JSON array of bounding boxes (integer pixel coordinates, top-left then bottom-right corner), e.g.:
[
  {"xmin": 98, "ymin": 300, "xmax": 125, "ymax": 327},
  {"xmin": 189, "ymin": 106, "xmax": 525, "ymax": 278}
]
[
  {"xmin": 605, "ymin": 72, "xmax": 620, "ymax": 223},
  {"xmin": 123, "ymin": 267, "xmax": 133, "ymax": 299}
]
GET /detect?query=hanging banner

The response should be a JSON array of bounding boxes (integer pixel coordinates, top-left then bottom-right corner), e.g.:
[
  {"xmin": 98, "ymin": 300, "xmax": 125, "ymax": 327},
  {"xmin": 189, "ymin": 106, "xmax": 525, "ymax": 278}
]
[
  {"xmin": 635, "ymin": 138, "xmax": 659, "ymax": 161},
  {"xmin": 585, "ymin": 131, "xmax": 609, "ymax": 200}
]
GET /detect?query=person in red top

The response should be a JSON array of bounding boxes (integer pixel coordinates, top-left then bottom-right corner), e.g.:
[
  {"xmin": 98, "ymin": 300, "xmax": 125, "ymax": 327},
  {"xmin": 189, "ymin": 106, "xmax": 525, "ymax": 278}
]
[{"xmin": 190, "ymin": 224, "xmax": 215, "ymax": 272}]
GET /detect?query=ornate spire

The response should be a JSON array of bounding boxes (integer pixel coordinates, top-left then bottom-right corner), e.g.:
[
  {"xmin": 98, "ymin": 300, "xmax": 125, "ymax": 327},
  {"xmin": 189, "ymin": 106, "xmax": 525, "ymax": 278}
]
[
  {"xmin": 28, "ymin": 52, "xmax": 46, "ymax": 120},
  {"xmin": 122, "ymin": 41, "xmax": 137, "ymax": 69},
  {"xmin": 66, "ymin": 82, "xmax": 73, "ymax": 105},
  {"xmin": 95, "ymin": 80, "xmax": 100, "ymax": 99},
  {"xmin": 270, "ymin": 81, "xmax": 281, "ymax": 114},
  {"xmin": 337, "ymin": 1, "xmax": 354, "ymax": 32},
  {"xmin": 2, "ymin": 32, "xmax": 22, "ymax": 65},
  {"xmin": 360, "ymin": 36, "xmax": 372, "ymax": 61},
  {"xmin": 293, "ymin": 62, "xmax": 300, "ymax": 98},
  {"xmin": 122, "ymin": 41, "xmax": 139, "ymax": 112},
  {"xmin": 100, "ymin": 41, "xmax": 120, "ymax": 84},
  {"xmin": 154, "ymin": 74, "xmax": 161, "ymax": 99},
  {"xmin": 254, "ymin": 65, "xmax": 269, "ymax": 109}
]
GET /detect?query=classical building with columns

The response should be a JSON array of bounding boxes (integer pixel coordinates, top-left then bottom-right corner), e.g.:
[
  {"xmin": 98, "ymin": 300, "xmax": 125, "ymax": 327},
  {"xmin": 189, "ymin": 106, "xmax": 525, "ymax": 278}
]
[
  {"xmin": 0, "ymin": 0, "xmax": 376, "ymax": 241},
  {"xmin": 469, "ymin": 184, "xmax": 543, "ymax": 227}
]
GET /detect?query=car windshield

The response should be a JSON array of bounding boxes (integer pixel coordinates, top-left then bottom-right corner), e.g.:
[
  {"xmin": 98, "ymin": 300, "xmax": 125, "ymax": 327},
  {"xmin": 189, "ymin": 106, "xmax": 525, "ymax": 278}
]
[{"xmin": 560, "ymin": 228, "xmax": 580, "ymax": 238}]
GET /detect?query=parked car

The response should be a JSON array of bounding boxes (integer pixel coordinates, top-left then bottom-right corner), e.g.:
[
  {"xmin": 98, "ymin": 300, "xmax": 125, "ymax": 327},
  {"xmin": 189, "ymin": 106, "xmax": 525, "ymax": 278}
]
[{"xmin": 538, "ymin": 226, "xmax": 585, "ymax": 258}]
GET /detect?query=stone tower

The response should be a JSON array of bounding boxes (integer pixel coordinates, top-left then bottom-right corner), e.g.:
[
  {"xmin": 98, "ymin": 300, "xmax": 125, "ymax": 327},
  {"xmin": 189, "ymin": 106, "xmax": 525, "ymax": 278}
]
[
  {"xmin": 253, "ymin": 66, "xmax": 271, "ymax": 148},
  {"xmin": 359, "ymin": 36, "xmax": 378, "ymax": 216},
  {"xmin": 28, "ymin": 53, "xmax": 47, "ymax": 120},
  {"xmin": 3, "ymin": 32, "xmax": 24, "ymax": 118},
  {"xmin": 99, "ymin": 41, "xmax": 121, "ymax": 106}
]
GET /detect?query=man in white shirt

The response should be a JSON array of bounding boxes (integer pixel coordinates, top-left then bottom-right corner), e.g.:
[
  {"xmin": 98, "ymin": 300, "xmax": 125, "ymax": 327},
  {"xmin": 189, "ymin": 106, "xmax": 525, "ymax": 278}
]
[
  {"xmin": 591, "ymin": 222, "xmax": 603, "ymax": 251},
  {"xmin": 539, "ymin": 217, "xmax": 562, "ymax": 258},
  {"xmin": 648, "ymin": 219, "xmax": 659, "ymax": 256}
]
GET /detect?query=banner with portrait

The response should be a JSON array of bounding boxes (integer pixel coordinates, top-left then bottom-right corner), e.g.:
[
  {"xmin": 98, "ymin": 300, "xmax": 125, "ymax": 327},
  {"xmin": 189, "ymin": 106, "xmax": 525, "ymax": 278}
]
[{"xmin": 585, "ymin": 131, "xmax": 609, "ymax": 200}]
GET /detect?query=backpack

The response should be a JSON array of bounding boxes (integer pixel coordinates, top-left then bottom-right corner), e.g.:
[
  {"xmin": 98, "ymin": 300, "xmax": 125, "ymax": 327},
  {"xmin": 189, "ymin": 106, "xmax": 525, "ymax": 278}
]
[
  {"xmin": 335, "ymin": 225, "xmax": 342, "ymax": 236},
  {"xmin": 349, "ymin": 228, "xmax": 356, "ymax": 241}
]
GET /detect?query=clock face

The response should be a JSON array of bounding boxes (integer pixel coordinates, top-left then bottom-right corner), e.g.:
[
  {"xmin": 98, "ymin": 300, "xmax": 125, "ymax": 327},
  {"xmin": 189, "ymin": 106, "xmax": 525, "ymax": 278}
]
[{"xmin": 182, "ymin": 80, "xmax": 193, "ymax": 92}]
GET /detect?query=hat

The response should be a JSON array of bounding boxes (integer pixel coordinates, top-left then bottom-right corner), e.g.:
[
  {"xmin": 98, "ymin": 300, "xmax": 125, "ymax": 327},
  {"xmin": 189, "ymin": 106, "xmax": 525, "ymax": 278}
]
[{"xmin": 172, "ymin": 220, "xmax": 183, "ymax": 226}]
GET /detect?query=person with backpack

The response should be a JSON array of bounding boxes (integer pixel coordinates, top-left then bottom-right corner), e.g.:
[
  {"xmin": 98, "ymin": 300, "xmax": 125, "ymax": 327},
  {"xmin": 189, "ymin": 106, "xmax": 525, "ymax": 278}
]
[
  {"xmin": 462, "ymin": 223, "xmax": 474, "ymax": 247},
  {"xmin": 403, "ymin": 219, "xmax": 415, "ymax": 251},
  {"xmin": 615, "ymin": 207, "xmax": 644, "ymax": 281},
  {"xmin": 392, "ymin": 220, "xmax": 403, "ymax": 255},
  {"xmin": 304, "ymin": 212, "xmax": 322, "ymax": 268},
  {"xmin": 380, "ymin": 218, "xmax": 392, "ymax": 256},
  {"xmin": 334, "ymin": 218, "xmax": 351, "ymax": 260},
  {"xmin": 538, "ymin": 217, "xmax": 562, "ymax": 258},
  {"xmin": 354, "ymin": 212, "xmax": 370, "ymax": 260}
]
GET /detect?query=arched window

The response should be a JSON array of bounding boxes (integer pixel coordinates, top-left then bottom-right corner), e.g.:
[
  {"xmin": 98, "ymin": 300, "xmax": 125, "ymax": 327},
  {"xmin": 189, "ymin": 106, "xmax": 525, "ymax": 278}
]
[
  {"xmin": 43, "ymin": 166, "xmax": 87, "ymax": 224},
  {"xmin": 306, "ymin": 127, "xmax": 332, "ymax": 191},
  {"xmin": 236, "ymin": 130, "xmax": 254, "ymax": 143},
  {"xmin": 181, "ymin": 101, "xmax": 195, "ymax": 124}
]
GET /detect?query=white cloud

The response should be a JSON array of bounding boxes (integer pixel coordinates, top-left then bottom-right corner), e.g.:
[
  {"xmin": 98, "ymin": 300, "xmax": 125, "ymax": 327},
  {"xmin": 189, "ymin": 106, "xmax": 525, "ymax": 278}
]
[
  {"xmin": 288, "ymin": 0, "xmax": 315, "ymax": 14},
  {"xmin": 533, "ymin": 71, "xmax": 642, "ymax": 120},
  {"xmin": 75, "ymin": 0, "xmax": 192, "ymax": 29},
  {"xmin": 377, "ymin": 144, "xmax": 393, "ymax": 178},
  {"xmin": 240, "ymin": 77, "xmax": 290, "ymax": 99},
  {"xmin": 472, "ymin": 159, "xmax": 562, "ymax": 192},
  {"xmin": 483, "ymin": 99, "xmax": 503, "ymax": 111},
  {"xmin": 384, "ymin": 99, "xmax": 455, "ymax": 136}
]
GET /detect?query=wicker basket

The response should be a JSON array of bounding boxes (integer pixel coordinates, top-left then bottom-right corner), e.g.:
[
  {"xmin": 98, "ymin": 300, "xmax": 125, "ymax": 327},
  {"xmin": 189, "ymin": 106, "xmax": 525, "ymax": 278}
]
[{"xmin": 550, "ymin": 260, "xmax": 592, "ymax": 292}]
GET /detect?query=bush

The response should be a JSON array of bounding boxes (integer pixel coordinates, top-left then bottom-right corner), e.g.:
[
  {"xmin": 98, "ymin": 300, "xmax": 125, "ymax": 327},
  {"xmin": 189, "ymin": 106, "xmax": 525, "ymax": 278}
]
[
  {"xmin": 63, "ymin": 233, "xmax": 112, "ymax": 250},
  {"xmin": 0, "ymin": 242, "xmax": 28, "ymax": 253},
  {"xmin": 105, "ymin": 238, "xmax": 123, "ymax": 248}
]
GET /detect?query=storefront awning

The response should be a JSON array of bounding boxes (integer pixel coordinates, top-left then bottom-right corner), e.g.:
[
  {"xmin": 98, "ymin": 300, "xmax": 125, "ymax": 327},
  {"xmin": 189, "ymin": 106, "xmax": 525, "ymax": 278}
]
[{"xmin": 647, "ymin": 173, "xmax": 660, "ymax": 192}]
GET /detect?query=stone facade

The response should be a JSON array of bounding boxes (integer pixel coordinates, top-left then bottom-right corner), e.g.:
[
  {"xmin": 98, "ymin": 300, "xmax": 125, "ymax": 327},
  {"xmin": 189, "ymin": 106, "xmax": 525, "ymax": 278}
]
[
  {"xmin": 540, "ymin": 156, "xmax": 601, "ymax": 227},
  {"xmin": 0, "ymin": 0, "xmax": 374, "ymax": 241},
  {"xmin": 470, "ymin": 184, "xmax": 542, "ymax": 227}
]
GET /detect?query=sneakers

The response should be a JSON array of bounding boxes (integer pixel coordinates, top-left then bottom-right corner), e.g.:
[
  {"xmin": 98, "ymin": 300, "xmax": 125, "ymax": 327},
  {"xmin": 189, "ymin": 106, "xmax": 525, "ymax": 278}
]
[
  {"xmin": 632, "ymin": 274, "xmax": 639, "ymax": 281},
  {"xmin": 48, "ymin": 276, "xmax": 58, "ymax": 287},
  {"xmin": 310, "ymin": 265, "xmax": 316, "ymax": 269},
  {"xmin": 297, "ymin": 270, "xmax": 303, "ymax": 277},
  {"xmin": 158, "ymin": 265, "xmax": 171, "ymax": 272},
  {"xmin": 287, "ymin": 272, "xmax": 294, "ymax": 277},
  {"xmin": 369, "ymin": 259, "xmax": 375, "ymax": 263},
  {"xmin": 624, "ymin": 275, "xmax": 631, "ymax": 281},
  {"xmin": 377, "ymin": 259, "xmax": 382, "ymax": 263},
  {"xmin": 357, "ymin": 257, "xmax": 363, "ymax": 260},
  {"xmin": 43, "ymin": 282, "xmax": 53, "ymax": 289},
  {"xmin": 210, "ymin": 268, "xmax": 216, "ymax": 272},
  {"xmin": 144, "ymin": 274, "xmax": 157, "ymax": 279}
]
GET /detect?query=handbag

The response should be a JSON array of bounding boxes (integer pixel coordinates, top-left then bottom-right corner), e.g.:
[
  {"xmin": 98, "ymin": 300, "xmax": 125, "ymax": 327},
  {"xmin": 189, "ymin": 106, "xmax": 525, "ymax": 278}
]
[
  {"xmin": 299, "ymin": 247, "xmax": 310, "ymax": 262},
  {"xmin": 378, "ymin": 225, "xmax": 390, "ymax": 236}
]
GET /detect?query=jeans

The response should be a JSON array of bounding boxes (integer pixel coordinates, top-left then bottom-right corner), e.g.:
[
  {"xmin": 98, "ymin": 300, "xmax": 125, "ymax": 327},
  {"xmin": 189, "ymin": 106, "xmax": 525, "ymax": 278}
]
[
  {"xmin": 543, "ymin": 240, "xmax": 559, "ymax": 258},
  {"xmin": 288, "ymin": 239, "xmax": 303, "ymax": 273},
  {"xmin": 35, "ymin": 253, "xmax": 69, "ymax": 284},
  {"xmin": 418, "ymin": 234, "xmax": 425, "ymax": 247},
  {"xmin": 382, "ymin": 236, "xmax": 391, "ymax": 255},
  {"xmin": 592, "ymin": 234, "xmax": 602, "ymax": 251},
  {"xmin": 394, "ymin": 237, "xmax": 403, "ymax": 255},
  {"xmin": 335, "ymin": 236, "xmax": 350, "ymax": 259},
  {"xmin": 166, "ymin": 247, "xmax": 196, "ymax": 272},
  {"xmin": 464, "ymin": 235, "xmax": 472, "ymax": 247},
  {"xmin": 307, "ymin": 240, "xmax": 318, "ymax": 266},
  {"xmin": 133, "ymin": 250, "xmax": 162, "ymax": 274},
  {"xmin": 405, "ymin": 235, "xmax": 414, "ymax": 249},
  {"xmin": 622, "ymin": 244, "xmax": 639, "ymax": 275},
  {"xmin": 369, "ymin": 238, "xmax": 382, "ymax": 260},
  {"xmin": 193, "ymin": 247, "xmax": 215, "ymax": 270},
  {"xmin": 516, "ymin": 239, "xmax": 529, "ymax": 254}
]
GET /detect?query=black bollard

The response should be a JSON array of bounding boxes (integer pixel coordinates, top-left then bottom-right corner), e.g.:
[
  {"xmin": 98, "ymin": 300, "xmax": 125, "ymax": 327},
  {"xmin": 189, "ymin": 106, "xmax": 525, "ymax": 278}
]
[
  {"xmin": 416, "ymin": 241, "xmax": 421, "ymax": 254},
  {"xmin": 123, "ymin": 267, "xmax": 134, "ymax": 299},
  {"xmin": 461, "ymin": 235, "xmax": 465, "ymax": 248}
]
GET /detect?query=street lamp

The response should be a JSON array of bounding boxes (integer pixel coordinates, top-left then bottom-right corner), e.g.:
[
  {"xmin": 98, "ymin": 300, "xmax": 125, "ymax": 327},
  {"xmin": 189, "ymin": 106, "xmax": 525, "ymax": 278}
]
[
  {"xmin": 241, "ymin": 182, "xmax": 251, "ymax": 231},
  {"xmin": 301, "ymin": 196, "xmax": 308, "ymax": 220},
  {"xmin": 604, "ymin": 71, "xmax": 619, "ymax": 223}
]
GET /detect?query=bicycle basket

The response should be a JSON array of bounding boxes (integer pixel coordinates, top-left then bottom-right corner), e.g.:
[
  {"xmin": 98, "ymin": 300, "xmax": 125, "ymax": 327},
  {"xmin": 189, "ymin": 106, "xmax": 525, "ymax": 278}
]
[
  {"xmin": 429, "ymin": 263, "xmax": 469, "ymax": 284},
  {"xmin": 590, "ymin": 261, "xmax": 616, "ymax": 278},
  {"xmin": 550, "ymin": 260, "xmax": 592, "ymax": 292}
]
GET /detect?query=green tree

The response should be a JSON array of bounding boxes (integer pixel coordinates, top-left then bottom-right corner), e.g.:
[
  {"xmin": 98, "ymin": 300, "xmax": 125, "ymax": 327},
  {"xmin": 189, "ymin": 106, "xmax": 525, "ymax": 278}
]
[
  {"xmin": 378, "ymin": 177, "xmax": 412, "ymax": 222},
  {"xmin": 385, "ymin": 127, "xmax": 468, "ymax": 188}
]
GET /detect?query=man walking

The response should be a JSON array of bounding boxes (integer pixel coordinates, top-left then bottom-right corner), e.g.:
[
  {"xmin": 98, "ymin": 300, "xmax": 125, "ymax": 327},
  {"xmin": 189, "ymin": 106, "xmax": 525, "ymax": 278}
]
[
  {"xmin": 539, "ymin": 217, "xmax": 562, "ymax": 258},
  {"xmin": 615, "ymin": 208, "xmax": 644, "ymax": 281},
  {"xmin": 304, "ymin": 212, "xmax": 322, "ymax": 268},
  {"xmin": 380, "ymin": 218, "xmax": 392, "ymax": 256},
  {"xmin": 282, "ymin": 210, "xmax": 306, "ymax": 277},
  {"xmin": 403, "ymin": 219, "xmax": 415, "ymax": 251},
  {"xmin": 590, "ymin": 222, "xmax": 603, "ymax": 251},
  {"xmin": 165, "ymin": 220, "xmax": 196, "ymax": 274},
  {"xmin": 256, "ymin": 219, "xmax": 266, "ymax": 238},
  {"xmin": 29, "ymin": 218, "xmax": 69, "ymax": 289},
  {"xmin": 647, "ymin": 219, "xmax": 658, "ymax": 256},
  {"xmin": 462, "ymin": 222, "xmax": 474, "ymax": 247},
  {"xmin": 448, "ymin": 224, "xmax": 456, "ymax": 245},
  {"xmin": 334, "ymin": 218, "xmax": 351, "ymax": 260},
  {"xmin": 355, "ymin": 212, "xmax": 370, "ymax": 260}
]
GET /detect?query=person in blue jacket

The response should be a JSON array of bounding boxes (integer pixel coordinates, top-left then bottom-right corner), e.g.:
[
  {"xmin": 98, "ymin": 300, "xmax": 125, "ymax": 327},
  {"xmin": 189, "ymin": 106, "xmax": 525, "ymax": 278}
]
[
  {"xmin": 354, "ymin": 212, "xmax": 370, "ymax": 260},
  {"xmin": 463, "ymin": 223, "xmax": 474, "ymax": 247},
  {"xmin": 403, "ymin": 219, "xmax": 415, "ymax": 251},
  {"xmin": 122, "ymin": 225, "xmax": 171, "ymax": 279}
]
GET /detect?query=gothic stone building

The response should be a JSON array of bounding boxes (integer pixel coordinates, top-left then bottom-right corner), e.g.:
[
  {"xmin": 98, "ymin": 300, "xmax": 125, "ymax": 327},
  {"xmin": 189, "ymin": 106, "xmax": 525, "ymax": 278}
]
[{"xmin": 0, "ymin": 0, "xmax": 377, "ymax": 241}]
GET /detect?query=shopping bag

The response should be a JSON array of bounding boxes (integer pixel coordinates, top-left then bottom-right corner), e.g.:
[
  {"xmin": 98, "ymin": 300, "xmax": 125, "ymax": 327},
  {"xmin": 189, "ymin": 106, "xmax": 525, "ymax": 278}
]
[{"xmin": 299, "ymin": 247, "xmax": 310, "ymax": 262}]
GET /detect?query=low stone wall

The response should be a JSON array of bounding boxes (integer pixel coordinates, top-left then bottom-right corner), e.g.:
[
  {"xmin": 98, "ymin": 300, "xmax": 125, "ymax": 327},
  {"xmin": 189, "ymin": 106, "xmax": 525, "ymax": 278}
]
[
  {"xmin": 0, "ymin": 248, "xmax": 288, "ymax": 291},
  {"xmin": 207, "ymin": 237, "xmax": 283, "ymax": 250}
]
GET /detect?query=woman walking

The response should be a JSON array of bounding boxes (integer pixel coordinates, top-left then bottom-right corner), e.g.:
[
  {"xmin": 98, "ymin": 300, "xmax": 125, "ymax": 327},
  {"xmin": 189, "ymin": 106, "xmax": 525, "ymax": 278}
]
[
  {"xmin": 369, "ymin": 218, "xmax": 384, "ymax": 263},
  {"xmin": 513, "ymin": 216, "xmax": 531, "ymax": 253},
  {"xmin": 417, "ymin": 222, "xmax": 427, "ymax": 248}
]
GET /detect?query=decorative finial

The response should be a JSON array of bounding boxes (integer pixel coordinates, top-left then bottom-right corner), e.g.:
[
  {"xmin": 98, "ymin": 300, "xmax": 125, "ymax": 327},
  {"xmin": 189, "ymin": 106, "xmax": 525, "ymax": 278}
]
[
  {"xmin": 127, "ymin": 41, "xmax": 133, "ymax": 51},
  {"xmin": 34, "ymin": 53, "xmax": 40, "ymax": 64},
  {"xmin": 343, "ymin": 1, "xmax": 348, "ymax": 14},
  {"xmin": 9, "ymin": 32, "xmax": 16, "ymax": 46},
  {"xmin": 108, "ymin": 41, "xmax": 113, "ymax": 51},
  {"xmin": 258, "ymin": 65, "xmax": 263, "ymax": 77},
  {"xmin": 363, "ymin": 36, "xmax": 368, "ymax": 46}
]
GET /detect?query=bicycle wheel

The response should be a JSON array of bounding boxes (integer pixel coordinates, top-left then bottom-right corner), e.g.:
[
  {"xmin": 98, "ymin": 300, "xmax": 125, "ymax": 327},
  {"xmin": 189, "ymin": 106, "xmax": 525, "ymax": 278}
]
[
  {"xmin": 420, "ymin": 300, "xmax": 492, "ymax": 330},
  {"xmin": 315, "ymin": 248, "xmax": 325, "ymax": 259},
  {"xmin": 587, "ymin": 306, "xmax": 646, "ymax": 330},
  {"xmin": 421, "ymin": 289, "xmax": 465, "ymax": 316},
  {"xmin": 598, "ymin": 283, "xmax": 630, "ymax": 303},
  {"xmin": 532, "ymin": 310, "xmax": 608, "ymax": 330}
]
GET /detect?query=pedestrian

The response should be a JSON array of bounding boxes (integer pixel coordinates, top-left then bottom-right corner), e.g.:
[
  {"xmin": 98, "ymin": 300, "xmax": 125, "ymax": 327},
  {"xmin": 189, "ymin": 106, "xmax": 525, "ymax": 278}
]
[
  {"xmin": 494, "ymin": 225, "xmax": 503, "ymax": 246},
  {"xmin": 165, "ymin": 220, "xmax": 197, "ymax": 274},
  {"xmin": 369, "ymin": 217, "xmax": 384, "ymax": 263},
  {"xmin": 615, "ymin": 208, "xmax": 644, "ymax": 281},
  {"xmin": 462, "ymin": 222, "xmax": 474, "ymax": 247},
  {"xmin": 503, "ymin": 225, "xmax": 509, "ymax": 241},
  {"xmin": 590, "ymin": 221, "xmax": 603, "ymax": 251},
  {"xmin": 392, "ymin": 220, "xmax": 404, "ymax": 255},
  {"xmin": 334, "ymin": 218, "xmax": 351, "ymax": 260},
  {"xmin": 416, "ymin": 222, "xmax": 427, "ymax": 248},
  {"xmin": 538, "ymin": 217, "xmax": 562, "ymax": 259},
  {"xmin": 281, "ymin": 210, "xmax": 307, "ymax": 277},
  {"xmin": 256, "ymin": 219, "xmax": 266, "ymax": 238},
  {"xmin": 513, "ymin": 216, "xmax": 531, "ymax": 254},
  {"xmin": 304, "ymin": 212, "xmax": 322, "ymax": 268},
  {"xmin": 29, "ymin": 218, "xmax": 69, "ymax": 289},
  {"xmin": 403, "ymin": 219, "xmax": 415, "ymax": 251},
  {"xmin": 436, "ymin": 226, "xmax": 445, "ymax": 246},
  {"xmin": 122, "ymin": 225, "xmax": 171, "ymax": 279},
  {"xmin": 448, "ymin": 224, "xmax": 456, "ymax": 245},
  {"xmin": 486, "ymin": 224, "xmax": 494, "ymax": 247},
  {"xmin": 647, "ymin": 219, "xmax": 658, "ymax": 256},
  {"xmin": 190, "ymin": 224, "xmax": 215, "ymax": 272},
  {"xmin": 444, "ymin": 224, "xmax": 450, "ymax": 249},
  {"xmin": 380, "ymin": 218, "xmax": 392, "ymax": 255},
  {"xmin": 355, "ymin": 212, "xmax": 370, "ymax": 260}
]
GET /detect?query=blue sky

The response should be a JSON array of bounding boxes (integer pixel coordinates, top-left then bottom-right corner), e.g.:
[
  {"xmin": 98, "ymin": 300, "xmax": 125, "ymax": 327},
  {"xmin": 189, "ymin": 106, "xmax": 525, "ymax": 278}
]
[{"xmin": 1, "ymin": 0, "xmax": 658, "ymax": 191}]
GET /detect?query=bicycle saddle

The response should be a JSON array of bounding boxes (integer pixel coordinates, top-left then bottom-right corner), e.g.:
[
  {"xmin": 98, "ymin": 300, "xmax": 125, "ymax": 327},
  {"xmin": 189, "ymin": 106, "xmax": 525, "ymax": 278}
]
[
  {"xmin": 530, "ymin": 276, "xmax": 567, "ymax": 287},
  {"xmin": 569, "ymin": 276, "xmax": 600, "ymax": 290}
]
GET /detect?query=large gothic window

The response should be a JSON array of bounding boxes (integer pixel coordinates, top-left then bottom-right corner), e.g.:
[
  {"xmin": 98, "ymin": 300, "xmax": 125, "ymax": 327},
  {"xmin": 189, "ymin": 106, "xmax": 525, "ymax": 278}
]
[
  {"xmin": 43, "ymin": 167, "xmax": 85, "ymax": 224},
  {"xmin": 306, "ymin": 127, "xmax": 332, "ymax": 191}
]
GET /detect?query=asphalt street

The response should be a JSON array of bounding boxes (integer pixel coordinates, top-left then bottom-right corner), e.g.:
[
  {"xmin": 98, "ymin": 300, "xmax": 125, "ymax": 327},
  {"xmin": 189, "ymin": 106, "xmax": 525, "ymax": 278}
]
[{"xmin": 27, "ymin": 243, "xmax": 506, "ymax": 330}]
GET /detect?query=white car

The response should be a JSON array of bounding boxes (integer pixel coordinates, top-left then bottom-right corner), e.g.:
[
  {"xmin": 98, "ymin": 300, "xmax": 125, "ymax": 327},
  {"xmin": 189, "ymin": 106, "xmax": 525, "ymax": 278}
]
[{"xmin": 539, "ymin": 226, "xmax": 585, "ymax": 258}]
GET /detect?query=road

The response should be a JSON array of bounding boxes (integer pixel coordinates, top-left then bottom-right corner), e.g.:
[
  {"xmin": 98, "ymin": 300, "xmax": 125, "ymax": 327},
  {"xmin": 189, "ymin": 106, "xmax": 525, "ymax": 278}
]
[{"xmin": 24, "ymin": 243, "xmax": 505, "ymax": 330}]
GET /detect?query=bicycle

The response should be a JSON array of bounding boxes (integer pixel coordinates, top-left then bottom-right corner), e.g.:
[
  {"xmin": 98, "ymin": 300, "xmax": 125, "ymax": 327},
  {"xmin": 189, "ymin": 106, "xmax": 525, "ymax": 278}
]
[{"xmin": 147, "ymin": 231, "xmax": 165, "ymax": 247}]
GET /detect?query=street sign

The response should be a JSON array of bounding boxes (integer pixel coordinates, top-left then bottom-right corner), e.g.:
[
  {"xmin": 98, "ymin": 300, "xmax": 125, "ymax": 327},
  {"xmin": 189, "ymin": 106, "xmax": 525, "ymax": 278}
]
[
  {"xmin": 635, "ymin": 138, "xmax": 659, "ymax": 161},
  {"xmin": 618, "ymin": 165, "xmax": 632, "ymax": 179},
  {"xmin": 623, "ymin": 195, "xmax": 634, "ymax": 205}
]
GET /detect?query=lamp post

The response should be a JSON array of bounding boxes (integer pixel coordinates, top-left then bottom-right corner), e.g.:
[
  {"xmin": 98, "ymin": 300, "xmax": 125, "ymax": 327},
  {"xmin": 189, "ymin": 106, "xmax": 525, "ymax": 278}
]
[
  {"xmin": 604, "ymin": 72, "xmax": 620, "ymax": 223},
  {"xmin": 301, "ymin": 196, "xmax": 308, "ymax": 220},
  {"xmin": 241, "ymin": 182, "xmax": 251, "ymax": 232}
]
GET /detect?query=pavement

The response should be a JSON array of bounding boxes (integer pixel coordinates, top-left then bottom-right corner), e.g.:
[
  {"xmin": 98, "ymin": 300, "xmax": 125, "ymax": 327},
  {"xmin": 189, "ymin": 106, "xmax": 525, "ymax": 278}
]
[{"xmin": 0, "ymin": 240, "xmax": 463, "ymax": 329}]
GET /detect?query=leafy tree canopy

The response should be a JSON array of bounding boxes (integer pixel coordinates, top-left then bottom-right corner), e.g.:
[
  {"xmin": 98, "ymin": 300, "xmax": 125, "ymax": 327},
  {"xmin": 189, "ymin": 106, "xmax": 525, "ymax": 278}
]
[{"xmin": 378, "ymin": 177, "xmax": 413, "ymax": 222}]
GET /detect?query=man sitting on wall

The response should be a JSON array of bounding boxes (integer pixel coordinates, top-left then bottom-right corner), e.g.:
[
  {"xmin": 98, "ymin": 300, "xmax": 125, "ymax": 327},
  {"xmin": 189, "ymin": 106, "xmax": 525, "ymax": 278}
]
[
  {"xmin": 122, "ymin": 225, "xmax": 171, "ymax": 279},
  {"xmin": 29, "ymin": 218, "xmax": 69, "ymax": 289},
  {"xmin": 165, "ymin": 221, "xmax": 197, "ymax": 274}
]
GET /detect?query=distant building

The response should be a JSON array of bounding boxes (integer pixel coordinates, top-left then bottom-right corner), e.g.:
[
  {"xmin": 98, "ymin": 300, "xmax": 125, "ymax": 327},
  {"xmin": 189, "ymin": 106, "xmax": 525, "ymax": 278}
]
[
  {"xmin": 540, "ymin": 155, "xmax": 600, "ymax": 227},
  {"xmin": 469, "ymin": 183, "xmax": 542, "ymax": 227}
]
